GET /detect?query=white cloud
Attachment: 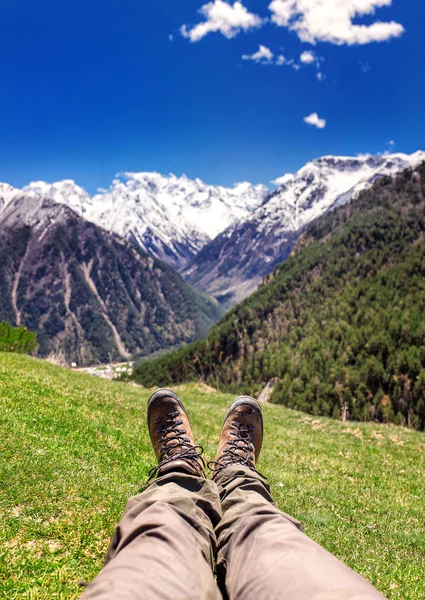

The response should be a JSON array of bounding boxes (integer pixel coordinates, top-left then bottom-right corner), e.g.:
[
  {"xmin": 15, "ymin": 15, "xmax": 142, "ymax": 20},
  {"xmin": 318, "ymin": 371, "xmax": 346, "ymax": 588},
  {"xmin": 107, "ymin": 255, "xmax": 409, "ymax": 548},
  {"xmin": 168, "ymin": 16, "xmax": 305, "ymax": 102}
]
[
  {"xmin": 304, "ymin": 112, "xmax": 326, "ymax": 128},
  {"xmin": 300, "ymin": 49, "xmax": 324, "ymax": 77},
  {"xmin": 269, "ymin": 0, "xmax": 404, "ymax": 46},
  {"xmin": 181, "ymin": 1, "xmax": 264, "ymax": 42},
  {"xmin": 389, "ymin": 140, "xmax": 395, "ymax": 146},
  {"xmin": 242, "ymin": 45, "xmax": 274, "ymax": 63},
  {"xmin": 276, "ymin": 54, "xmax": 286, "ymax": 65},
  {"xmin": 300, "ymin": 50, "xmax": 315, "ymax": 64}
]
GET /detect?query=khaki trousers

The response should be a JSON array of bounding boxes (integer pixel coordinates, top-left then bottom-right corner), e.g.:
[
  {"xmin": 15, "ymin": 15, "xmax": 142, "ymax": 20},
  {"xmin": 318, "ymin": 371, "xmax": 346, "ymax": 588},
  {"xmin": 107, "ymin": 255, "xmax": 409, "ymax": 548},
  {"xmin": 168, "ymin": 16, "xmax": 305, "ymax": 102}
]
[{"xmin": 81, "ymin": 466, "xmax": 386, "ymax": 600}]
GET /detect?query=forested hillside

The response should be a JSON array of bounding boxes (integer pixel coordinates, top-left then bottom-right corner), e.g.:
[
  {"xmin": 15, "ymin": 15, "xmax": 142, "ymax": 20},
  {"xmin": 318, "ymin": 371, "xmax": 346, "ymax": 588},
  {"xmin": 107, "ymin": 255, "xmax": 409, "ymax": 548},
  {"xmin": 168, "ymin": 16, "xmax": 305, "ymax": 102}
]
[
  {"xmin": 0, "ymin": 194, "xmax": 222, "ymax": 365},
  {"xmin": 134, "ymin": 164, "xmax": 425, "ymax": 430}
]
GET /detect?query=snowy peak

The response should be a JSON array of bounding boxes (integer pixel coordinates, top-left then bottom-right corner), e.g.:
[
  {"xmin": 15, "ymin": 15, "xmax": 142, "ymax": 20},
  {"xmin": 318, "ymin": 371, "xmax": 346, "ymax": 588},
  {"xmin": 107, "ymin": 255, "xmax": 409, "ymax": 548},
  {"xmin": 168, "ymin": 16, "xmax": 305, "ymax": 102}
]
[
  {"xmin": 0, "ymin": 182, "xmax": 37, "ymax": 213},
  {"xmin": 183, "ymin": 150, "xmax": 425, "ymax": 307},
  {"xmin": 6, "ymin": 150, "xmax": 425, "ymax": 280},
  {"xmin": 23, "ymin": 172, "xmax": 268, "ymax": 269},
  {"xmin": 94, "ymin": 172, "xmax": 268, "ymax": 239},
  {"xmin": 265, "ymin": 151, "xmax": 425, "ymax": 235},
  {"xmin": 24, "ymin": 180, "xmax": 93, "ymax": 214}
]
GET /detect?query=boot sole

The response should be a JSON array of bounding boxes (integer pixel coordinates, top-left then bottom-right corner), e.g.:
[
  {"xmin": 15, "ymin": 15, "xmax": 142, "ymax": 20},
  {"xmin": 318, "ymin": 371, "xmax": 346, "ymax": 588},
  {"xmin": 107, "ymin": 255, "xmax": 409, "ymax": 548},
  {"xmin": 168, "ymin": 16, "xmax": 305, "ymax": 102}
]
[
  {"xmin": 147, "ymin": 387, "xmax": 187, "ymax": 423},
  {"xmin": 223, "ymin": 395, "xmax": 264, "ymax": 436}
]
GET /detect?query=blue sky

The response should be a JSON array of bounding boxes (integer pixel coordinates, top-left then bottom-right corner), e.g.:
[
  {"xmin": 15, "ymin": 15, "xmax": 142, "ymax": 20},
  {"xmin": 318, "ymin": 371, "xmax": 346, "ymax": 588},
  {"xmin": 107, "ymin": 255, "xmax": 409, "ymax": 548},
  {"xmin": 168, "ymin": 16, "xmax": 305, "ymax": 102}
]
[{"xmin": 0, "ymin": 0, "xmax": 423, "ymax": 193}]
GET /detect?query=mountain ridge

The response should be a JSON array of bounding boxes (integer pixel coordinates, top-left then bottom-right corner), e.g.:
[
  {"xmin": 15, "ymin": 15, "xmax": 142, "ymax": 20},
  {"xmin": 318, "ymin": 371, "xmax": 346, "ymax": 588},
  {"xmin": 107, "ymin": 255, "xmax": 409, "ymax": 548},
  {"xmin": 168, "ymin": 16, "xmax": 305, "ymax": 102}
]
[
  {"xmin": 0, "ymin": 191, "xmax": 222, "ymax": 365},
  {"xmin": 183, "ymin": 151, "xmax": 425, "ymax": 306},
  {"xmin": 2, "ymin": 151, "xmax": 423, "ymax": 316},
  {"xmin": 14, "ymin": 151, "xmax": 424, "ymax": 307},
  {"xmin": 24, "ymin": 173, "xmax": 268, "ymax": 270}
]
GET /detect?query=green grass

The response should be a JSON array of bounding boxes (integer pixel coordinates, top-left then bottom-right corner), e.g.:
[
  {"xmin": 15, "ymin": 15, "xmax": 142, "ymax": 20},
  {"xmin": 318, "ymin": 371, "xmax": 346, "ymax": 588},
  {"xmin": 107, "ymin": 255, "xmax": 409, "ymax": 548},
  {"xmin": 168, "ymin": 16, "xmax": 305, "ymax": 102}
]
[{"xmin": 1, "ymin": 352, "xmax": 424, "ymax": 599}]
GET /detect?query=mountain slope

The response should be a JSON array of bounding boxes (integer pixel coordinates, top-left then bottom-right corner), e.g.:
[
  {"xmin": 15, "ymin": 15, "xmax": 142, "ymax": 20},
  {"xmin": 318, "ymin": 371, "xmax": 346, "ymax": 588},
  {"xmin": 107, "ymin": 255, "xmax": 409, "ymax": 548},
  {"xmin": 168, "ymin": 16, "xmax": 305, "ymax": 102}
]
[
  {"xmin": 0, "ymin": 190, "xmax": 222, "ymax": 365},
  {"xmin": 134, "ymin": 162, "xmax": 425, "ymax": 430},
  {"xmin": 183, "ymin": 152, "xmax": 425, "ymax": 306},
  {"xmin": 25, "ymin": 174, "xmax": 268, "ymax": 270},
  {"xmin": 1, "ymin": 353, "xmax": 424, "ymax": 599}
]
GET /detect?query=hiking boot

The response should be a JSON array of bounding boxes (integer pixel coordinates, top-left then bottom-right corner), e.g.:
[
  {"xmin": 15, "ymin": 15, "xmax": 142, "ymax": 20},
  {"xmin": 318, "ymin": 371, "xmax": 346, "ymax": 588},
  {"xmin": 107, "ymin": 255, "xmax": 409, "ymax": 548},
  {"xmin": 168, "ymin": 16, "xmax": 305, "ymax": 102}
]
[
  {"xmin": 147, "ymin": 388, "xmax": 205, "ymax": 480},
  {"xmin": 210, "ymin": 396, "xmax": 263, "ymax": 479}
]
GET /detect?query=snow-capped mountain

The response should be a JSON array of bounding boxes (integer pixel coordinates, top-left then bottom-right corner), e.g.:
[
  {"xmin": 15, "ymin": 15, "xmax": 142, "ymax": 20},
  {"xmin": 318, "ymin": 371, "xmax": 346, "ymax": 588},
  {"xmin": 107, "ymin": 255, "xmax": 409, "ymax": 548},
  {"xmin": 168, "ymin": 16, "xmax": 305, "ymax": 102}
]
[
  {"xmin": 183, "ymin": 151, "xmax": 425, "ymax": 306},
  {"xmin": 0, "ymin": 182, "xmax": 38, "ymax": 214},
  {"xmin": 6, "ymin": 150, "xmax": 425, "ymax": 304},
  {"xmin": 24, "ymin": 180, "xmax": 93, "ymax": 215},
  {"xmin": 266, "ymin": 152, "xmax": 425, "ymax": 235},
  {"xmin": 24, "ymin": 173, "xmax": 268, "ymax": 269}
]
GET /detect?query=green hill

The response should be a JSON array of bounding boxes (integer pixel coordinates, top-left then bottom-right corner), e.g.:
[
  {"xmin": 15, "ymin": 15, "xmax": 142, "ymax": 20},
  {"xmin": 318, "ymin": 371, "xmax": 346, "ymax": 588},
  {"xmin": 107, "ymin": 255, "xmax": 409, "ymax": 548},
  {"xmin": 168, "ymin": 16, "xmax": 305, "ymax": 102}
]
[
  {"xmin": 1, "ymin": 352, "xmax": 424, "ymax": 598},
  {"xmin": 134, "ymin": 164, "xmax": 425, "ymax": 430}
]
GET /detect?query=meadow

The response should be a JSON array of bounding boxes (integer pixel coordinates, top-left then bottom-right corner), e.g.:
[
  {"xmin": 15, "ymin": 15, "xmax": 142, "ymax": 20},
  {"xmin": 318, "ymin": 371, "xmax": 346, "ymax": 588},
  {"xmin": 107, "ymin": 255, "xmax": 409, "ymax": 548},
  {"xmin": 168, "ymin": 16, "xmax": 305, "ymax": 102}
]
[{"xmin": 1, "ymin": 352, "xmax": 424, "ymax": 598}]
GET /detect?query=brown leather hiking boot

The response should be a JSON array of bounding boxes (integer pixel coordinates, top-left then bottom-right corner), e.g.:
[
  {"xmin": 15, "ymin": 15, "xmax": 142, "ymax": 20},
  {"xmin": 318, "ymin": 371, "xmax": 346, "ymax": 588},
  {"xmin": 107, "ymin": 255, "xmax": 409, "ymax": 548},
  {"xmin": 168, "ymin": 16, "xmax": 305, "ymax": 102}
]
[
  {"xmin": 210, "ymin": 396, "xmax": 263, "ymax": 479},
  {"xmin": 147, "ymin": 388, "xmax": 205, "ymax": 480}
]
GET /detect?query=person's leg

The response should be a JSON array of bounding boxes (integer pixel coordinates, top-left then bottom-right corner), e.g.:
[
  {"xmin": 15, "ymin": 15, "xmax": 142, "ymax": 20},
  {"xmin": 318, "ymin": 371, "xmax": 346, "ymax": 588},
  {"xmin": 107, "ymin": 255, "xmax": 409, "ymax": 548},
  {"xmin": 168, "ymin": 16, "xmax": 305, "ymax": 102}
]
[
  {"xmin": 81, "ymin": 388, "xmax": 222, "ymax": 600},
  {"xmin": 211, "ymin": 397, "xmax": 386, "ymax": 600}
]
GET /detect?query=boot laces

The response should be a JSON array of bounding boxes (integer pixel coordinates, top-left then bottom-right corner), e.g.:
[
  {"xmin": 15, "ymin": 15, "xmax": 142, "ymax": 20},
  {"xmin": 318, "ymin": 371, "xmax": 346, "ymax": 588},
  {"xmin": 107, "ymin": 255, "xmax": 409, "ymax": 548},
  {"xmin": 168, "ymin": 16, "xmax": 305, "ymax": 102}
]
[
  {"xmin": 148, "ymin": 411, "xmax": 204, "ymax": 480},
  {"xmin": 208, "ymin": 421, "xmax": 255, "ymax": 475}
]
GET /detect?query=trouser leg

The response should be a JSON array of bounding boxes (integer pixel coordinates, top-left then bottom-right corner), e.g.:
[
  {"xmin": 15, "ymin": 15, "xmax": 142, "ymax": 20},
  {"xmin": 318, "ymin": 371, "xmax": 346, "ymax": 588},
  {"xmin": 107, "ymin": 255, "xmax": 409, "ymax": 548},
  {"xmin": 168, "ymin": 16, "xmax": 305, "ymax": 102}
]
[
  {"xmin": 81, "ymin": 472, "xmax": 223, "ymax": 600},
  {"xmin": 215, "ymin": 466, "xmax": 386, "ymax": 600}
]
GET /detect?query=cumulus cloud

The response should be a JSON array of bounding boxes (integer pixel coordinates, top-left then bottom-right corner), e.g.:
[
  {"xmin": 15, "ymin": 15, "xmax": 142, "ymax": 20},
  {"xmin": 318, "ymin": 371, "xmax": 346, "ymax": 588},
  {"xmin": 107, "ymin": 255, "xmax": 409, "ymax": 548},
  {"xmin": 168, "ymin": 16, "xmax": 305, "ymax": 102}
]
[
  {"xmin": 304, "ymin": 112, "xmax": 326, "ymax": 128},
  {"xmin": 242, "ymin": 47, "xmax": 291, "ymax": 67},
  {"xmin": 300, "ymin": 49, "xmax": 324, "ymax": 77},
  {"xmin": 268, "ymin": 0, "xmax": 404, "ymax": 45},
  {"xmin": 242, "ymin": 45, "xmax": 274, "ymax": 63},
  {"xmin": 181, "ymin": 1, "xmax": 264, "ymax": 42},
  {"xmin": 300, "ymin": 50, "xmax": 316, "ymax": 63}
]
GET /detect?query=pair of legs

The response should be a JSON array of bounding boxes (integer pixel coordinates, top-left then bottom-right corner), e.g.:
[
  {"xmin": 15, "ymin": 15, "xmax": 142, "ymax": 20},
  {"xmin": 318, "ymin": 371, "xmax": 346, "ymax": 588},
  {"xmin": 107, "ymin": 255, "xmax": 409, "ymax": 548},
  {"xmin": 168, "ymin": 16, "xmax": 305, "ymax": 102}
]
[{"xmin": 81, "ymin": 389, "xmax": 385, "ymax": 600}]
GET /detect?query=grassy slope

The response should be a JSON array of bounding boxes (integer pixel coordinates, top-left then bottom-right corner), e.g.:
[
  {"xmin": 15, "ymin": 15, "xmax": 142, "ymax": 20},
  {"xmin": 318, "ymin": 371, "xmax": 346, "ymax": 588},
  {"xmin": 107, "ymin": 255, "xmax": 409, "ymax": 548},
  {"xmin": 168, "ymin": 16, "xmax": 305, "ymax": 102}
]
[{"xmin": 1, "ymin": 353, "xmax": 424, "ymax": 599}]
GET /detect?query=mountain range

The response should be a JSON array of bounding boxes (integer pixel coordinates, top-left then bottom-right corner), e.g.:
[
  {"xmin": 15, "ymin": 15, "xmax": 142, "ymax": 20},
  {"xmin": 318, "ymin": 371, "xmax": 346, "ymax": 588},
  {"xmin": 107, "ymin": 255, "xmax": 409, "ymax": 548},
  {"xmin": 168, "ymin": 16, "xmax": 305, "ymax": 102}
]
[
  {"xmin": 24, "ymin": 174, "xmax": 268, "ymax": 270},
  {"xmin": 1, "ymin": 150, "xmax": 424, "ymax": 365},
  {"xmin": 182, "ymin": 151, "xmax": 425, "ymax": 305},
  {"xmin": 21, "ymin": 151, "xmax": 425, "ymax": 307}
]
